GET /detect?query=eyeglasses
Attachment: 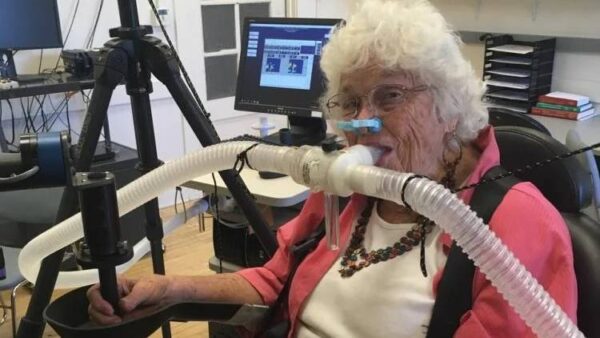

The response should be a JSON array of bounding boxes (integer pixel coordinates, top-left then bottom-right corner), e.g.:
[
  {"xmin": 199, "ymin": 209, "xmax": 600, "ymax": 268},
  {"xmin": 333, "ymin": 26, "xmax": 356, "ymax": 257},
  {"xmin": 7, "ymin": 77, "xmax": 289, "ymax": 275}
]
[{"xmin": 326, "ymin": 84, "xmax": 429, "ymax": 121}]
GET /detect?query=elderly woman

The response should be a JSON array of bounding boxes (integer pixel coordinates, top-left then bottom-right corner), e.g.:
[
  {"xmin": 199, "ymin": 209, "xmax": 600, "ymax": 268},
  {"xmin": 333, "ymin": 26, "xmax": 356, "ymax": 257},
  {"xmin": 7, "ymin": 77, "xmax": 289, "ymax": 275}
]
[{"xmin": 87, "ymin": 1, "xmax": 577, "ymax": 337}]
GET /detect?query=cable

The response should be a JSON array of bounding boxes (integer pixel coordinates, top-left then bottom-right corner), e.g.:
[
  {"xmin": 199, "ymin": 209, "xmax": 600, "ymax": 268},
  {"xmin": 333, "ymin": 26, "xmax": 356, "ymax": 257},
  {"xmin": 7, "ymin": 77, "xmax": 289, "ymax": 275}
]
[
  {"xmin": 53, "ymin": 0, "xmax": 82, "ymax": 72},
  {"xmin": 38, "ymin": 50, "xmax": 44, "ymax": 74},
  {"xmin": 19, "ymin": 98, "xmax": 31, "ymax": 133},
  {"xmin": 454, "ymin": 140, "xmax": 600, "ymax": 193},
  {"xmin": 32, "ymin": 95, "xmax": 48, "ymax": 131},
  {"xmin": 224, "ymin": 134, "xmax": 283, "ymax": 146},
  {"xmin": 147, "ymin": 0, "xmax": 210, "ymax": 119},
  {"xmin": 86, "ymin": 0, "xmax": 105, "ymax": 49},
  {"xmin": 0, "ymin": 166, "xmax": 39, "ymax": 185},
  {"xmin": 211, "ymin": 173, "xmax": 224, "ymax": 273},
  {"xmin": 174, "ymin": 186, "xmax": 188, "ymax": 222},
  {"xmin": 0, "ymin": 100, "xmax": 16, "ymax": 145},
  {"xmin": 207, "ymin": 193, "xmax": 247, "ymax": 228},
  {"xmin": 5, "ymin": 100, "xmax": 15, "ymax": 145},
  {"xmin": 25, "ymin": 97, "xmax": 36, "ymax": 132},
  {"xmin": 46, "ymin": 95, "xmax": 69, "ymax": 131},
  {"xmin": 65, "ymin": 98, "xmax": 72, "ymax": 138},
  {"xmin": 57, "ymin": 115, "xmax": 80, "ymax": 138}
]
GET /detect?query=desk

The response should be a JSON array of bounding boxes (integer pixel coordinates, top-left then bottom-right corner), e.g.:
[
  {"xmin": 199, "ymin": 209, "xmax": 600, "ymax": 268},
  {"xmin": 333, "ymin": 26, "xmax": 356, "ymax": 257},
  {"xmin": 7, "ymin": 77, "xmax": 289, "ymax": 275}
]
[
  {"xmin": 532, "ymin": 115, "xmax": 600, "ymax": 155},
  {"xmin": 0, "ymin": 73, "xmax": 94, "ymax": 100},
  {"xmin": 184, "ymin": 169, "xmax": 310, "ymax": 208}
]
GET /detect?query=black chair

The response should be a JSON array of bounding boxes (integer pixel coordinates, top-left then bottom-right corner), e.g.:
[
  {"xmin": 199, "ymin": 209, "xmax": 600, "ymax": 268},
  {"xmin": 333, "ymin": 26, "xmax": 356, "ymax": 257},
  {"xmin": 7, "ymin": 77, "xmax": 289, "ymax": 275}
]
[
  {"xmin": 0, "ymin": 188, "xmax": 63, "ymax": 248},
  {"xmin": 489, "ymin": 108, "xmax": 551, "ymax": 135},
  {"xmin": 494, "ymin": 126, "xmax": 600, "ymax": 338}
]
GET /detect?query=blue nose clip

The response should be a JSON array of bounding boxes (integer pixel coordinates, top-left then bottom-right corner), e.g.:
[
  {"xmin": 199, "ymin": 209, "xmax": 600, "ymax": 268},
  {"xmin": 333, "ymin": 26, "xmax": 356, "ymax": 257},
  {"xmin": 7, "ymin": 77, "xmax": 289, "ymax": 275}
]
[{"xmin": 336, "ymin": 118, "xmax": 382, "ymax": 134}]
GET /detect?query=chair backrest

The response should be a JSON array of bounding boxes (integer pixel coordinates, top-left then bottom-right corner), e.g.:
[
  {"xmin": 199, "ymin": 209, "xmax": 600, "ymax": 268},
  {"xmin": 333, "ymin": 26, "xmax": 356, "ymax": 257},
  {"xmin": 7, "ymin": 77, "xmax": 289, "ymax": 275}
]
[
  {"xmin": 0, "ymin": 246, "xmax": 24, "ymax": 290},
  {"xmin": 494, "ymin": 126, "xmax": 591, "ymax": 212},
  {"xmin": 565, "ymin": 129, "xmax": 600, "ymax": 221},
  {"xmin": 0, "ymin": 187, "xmax": 63, "ymax": 224},
  {"xmin": 494, "ymin": 126, "xmax": 600, "ymax": 338},
  {"xmin": 489, "ymin": 108, "xmax": 551, "ymax": 135}
]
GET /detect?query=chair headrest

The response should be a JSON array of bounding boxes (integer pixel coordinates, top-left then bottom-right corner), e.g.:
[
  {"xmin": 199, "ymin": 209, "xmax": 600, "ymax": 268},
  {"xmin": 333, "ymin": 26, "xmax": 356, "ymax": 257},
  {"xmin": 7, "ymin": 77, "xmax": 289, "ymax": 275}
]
[
  {"xmin": 494, "ymin": 126, "xmax": 593, "ymax": 212},
  {"xmin": 489, "ymin": 108, "xmax": 551, "ymax": 135}
]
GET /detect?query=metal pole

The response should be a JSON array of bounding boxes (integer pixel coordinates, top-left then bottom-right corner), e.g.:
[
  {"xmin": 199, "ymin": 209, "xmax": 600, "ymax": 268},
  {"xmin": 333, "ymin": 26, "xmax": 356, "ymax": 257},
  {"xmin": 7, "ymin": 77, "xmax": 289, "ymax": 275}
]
[{"xmin": 285, "ymin": 0, "xmax": 298, "ymax": 18}]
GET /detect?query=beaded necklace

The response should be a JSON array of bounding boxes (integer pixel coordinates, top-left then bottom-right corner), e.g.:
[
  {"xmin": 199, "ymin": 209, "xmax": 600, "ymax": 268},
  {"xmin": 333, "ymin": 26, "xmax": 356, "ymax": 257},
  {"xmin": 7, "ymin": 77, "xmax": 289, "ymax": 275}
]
[
  {"xmin": 338, "ymin": 138, "xmax": 460, "ymax": 279},
  {"xmin": 338, "ymin": 199, "xmax": 435, "ymax": 278}
]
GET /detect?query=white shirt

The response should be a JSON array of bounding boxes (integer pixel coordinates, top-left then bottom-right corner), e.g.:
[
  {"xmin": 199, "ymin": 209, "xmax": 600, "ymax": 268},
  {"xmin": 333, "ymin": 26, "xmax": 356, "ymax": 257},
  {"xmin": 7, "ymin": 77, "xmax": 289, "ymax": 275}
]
[{"xmin": 296, "ymin": 205, "xmax": 447, "ymax": 338}]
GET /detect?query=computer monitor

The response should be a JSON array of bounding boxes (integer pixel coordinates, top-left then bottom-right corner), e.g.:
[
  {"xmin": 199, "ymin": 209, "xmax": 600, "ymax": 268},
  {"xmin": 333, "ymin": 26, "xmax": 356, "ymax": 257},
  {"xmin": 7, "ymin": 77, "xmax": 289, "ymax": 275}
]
[
  {"xmin": 235, "ymin": 17, "xmax": 342, "ymax": 146},
  {"xmin": 0, "ymin": 0, "xmax": 63, "ymax": 80}
]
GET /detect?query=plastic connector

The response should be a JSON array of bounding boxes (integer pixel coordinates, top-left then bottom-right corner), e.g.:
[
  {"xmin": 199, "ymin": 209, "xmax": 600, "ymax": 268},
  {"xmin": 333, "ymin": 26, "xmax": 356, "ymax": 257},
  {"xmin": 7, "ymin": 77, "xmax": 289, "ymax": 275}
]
[{"xmin": 327, "ymin": 145, "xmax": 383, "ymax": 196}]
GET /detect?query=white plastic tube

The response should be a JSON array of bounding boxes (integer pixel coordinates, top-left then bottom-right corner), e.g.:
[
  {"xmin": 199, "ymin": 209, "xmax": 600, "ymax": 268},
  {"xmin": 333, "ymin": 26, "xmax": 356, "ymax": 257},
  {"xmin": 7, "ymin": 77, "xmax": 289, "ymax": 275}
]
[
  {"xmin": 323, "ymin": 192, "xmax": 340, "ymax": 250},
  {"xmin": 19, "ymin": 142, "xmax": 583, "ymax": 338},
  {"xmin": 343, "ymin": 165, "xmax": 583, "ymax": 338}
]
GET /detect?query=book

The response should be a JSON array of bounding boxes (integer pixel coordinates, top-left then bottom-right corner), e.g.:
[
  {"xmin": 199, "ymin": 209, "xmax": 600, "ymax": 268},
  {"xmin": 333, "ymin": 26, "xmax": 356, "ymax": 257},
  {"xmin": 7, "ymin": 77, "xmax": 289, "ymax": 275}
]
[
  {"xmin": 530, "ymin": 107, "xmax": 597, "ymax": 121},
  {"xmin": 536, "ymin": 102, "xmax": 593, "ymax": 113},
  {"xmin": 538, "ymin": 92, "xmax": 590, "ymax": 107}
]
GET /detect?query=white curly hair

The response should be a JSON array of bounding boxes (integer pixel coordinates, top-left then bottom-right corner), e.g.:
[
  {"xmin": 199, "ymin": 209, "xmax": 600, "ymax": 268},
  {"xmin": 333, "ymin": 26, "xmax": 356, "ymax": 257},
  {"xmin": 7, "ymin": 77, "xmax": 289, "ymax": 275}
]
[{"xmin": 320, "ymin": 0, "xmax": 488, "ymax": 141}]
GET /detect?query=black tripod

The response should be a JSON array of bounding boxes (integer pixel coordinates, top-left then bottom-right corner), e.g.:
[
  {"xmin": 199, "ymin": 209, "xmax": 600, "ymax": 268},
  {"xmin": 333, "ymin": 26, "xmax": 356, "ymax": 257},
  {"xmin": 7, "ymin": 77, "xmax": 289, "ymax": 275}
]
[{"xmin": 17, "ymin": 1, "xmax": 277, "ymax": 337}]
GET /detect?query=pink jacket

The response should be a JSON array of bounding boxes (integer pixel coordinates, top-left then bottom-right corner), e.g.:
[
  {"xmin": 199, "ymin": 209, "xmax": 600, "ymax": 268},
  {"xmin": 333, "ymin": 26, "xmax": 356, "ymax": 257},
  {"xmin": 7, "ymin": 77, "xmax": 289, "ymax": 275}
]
[{"xmin": 237, "ymin": 127, "xmax": 577, "ymax": 337}]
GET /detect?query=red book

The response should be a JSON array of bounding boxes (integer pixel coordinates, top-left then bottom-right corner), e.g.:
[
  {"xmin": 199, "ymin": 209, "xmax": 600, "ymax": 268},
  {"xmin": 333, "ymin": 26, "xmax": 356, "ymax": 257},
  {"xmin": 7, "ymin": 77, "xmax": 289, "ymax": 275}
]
[
  {"xmin": 531, "ymin": 107, "xmax": 597, "ymax": 121},
  {"xmin": 538, "ymin": 92, "xmax": 590, "ymax": 107}
]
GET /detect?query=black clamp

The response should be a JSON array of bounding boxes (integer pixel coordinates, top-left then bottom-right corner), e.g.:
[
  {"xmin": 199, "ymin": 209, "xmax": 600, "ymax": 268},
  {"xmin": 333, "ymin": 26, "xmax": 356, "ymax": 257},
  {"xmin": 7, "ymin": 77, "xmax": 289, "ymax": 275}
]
[
  {"xmin": 401, "ymin": 174, "xmax": 429, "ymax": 211},
  {"xmin": 73, "ymin": 172, "xmax": 133, "ymax": 315},
  {"xmin": 234, "ymin": 143, "xmax": 260, "ymax": 174}
]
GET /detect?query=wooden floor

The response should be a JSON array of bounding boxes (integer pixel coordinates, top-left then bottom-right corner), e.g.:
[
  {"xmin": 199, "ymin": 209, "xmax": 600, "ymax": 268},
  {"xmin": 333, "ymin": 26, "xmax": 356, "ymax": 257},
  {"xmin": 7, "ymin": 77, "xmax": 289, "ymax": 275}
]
[{"xmin": 0, "ymin": 206, "xmax": 216, "ymax": 338}]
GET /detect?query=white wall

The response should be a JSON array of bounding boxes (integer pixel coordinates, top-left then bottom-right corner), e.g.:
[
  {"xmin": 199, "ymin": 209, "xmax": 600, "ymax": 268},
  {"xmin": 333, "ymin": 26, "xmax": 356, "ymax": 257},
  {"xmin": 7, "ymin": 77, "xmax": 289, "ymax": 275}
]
[{"xmin": 430, "ymin": 0, "xmax": 600, "ymax": 40}]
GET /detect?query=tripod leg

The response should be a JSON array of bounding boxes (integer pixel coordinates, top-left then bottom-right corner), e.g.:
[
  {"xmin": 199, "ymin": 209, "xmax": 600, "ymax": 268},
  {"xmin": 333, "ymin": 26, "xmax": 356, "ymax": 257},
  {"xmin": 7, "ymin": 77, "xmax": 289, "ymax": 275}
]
[
  {"xmin": 128, "ymin": 83, "xmax": 172, "ymax": 338},
  {"xmin": 127, "ymin": 81, "xmax": 167, "ymax": 272},
  {"xmin": 17, "ymin": 51, "xmax": 124, "ymax": 338},
  {"xmin": 123, "ymin": 40, "xmax": 172, "ymax": 338},
  {"xmin": 0, "ymin": 112, "xmax": 8, "ymax": 152},
  {"xmin": 143, "ymin": 37, "xmax": 278, "ymax": 256}
]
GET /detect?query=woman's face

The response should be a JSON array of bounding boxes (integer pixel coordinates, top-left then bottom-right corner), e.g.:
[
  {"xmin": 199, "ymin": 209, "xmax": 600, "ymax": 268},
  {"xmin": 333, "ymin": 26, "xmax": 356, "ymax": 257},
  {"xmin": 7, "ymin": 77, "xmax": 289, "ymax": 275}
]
[{"xmin": 340, "ymin": 66, "xmax": 455, "ymax": 179}]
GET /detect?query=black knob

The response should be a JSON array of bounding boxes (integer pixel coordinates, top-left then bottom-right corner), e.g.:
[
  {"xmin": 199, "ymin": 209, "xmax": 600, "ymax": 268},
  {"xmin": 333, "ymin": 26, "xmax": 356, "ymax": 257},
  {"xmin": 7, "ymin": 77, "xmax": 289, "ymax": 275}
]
[
  {"xmin": 321, "ymin": 138, "xmax": 339, "ymax": 153},
  {"xmin": 279, "ymin": 128, "xmax": 292, "ymax": 146}
]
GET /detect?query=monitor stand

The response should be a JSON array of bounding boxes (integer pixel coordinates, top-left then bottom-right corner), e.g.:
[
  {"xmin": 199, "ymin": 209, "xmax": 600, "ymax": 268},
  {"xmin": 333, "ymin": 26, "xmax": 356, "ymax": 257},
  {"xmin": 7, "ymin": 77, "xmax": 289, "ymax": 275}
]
[
  {"xmin": 263, "ymin": 115, "xmax": 327, "ymax": 146},
  {"xmin": 0, "ymin": 49, "xmax": 16, "ymax": 79},
  {"xmin": 0, "ymin": 49, "xmax": 49, "ymax": 83}
]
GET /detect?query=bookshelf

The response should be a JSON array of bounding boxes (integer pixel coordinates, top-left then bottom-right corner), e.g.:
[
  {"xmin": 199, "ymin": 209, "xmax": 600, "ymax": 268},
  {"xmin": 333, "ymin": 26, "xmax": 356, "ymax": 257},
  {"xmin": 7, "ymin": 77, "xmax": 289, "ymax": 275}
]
[{"xmin": 483, "ymin": 35, "xmax": 555, "ymax": 114}]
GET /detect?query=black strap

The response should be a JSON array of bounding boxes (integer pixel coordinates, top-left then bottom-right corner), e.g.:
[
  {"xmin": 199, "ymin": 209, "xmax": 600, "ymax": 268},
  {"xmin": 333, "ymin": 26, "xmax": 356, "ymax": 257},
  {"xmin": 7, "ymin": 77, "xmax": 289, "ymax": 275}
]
[
  {"xmin": 259, "ymin": 222, "xmax": 326, "ymax": 338},
  {"xmin": 426, "ymin": 166, "xmax": 520, "ymax": 338}
]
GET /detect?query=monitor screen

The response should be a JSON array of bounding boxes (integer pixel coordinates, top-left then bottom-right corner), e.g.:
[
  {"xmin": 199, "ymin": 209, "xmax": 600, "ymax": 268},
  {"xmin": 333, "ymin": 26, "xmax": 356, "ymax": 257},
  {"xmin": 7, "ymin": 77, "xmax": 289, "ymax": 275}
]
[
  {"xmin": 0, "ymin": 0, "xmax": 63, "ymax": 50},
  {"xmin": 235, "ymin": 17, "xmax": 342, "ymax": 118}
]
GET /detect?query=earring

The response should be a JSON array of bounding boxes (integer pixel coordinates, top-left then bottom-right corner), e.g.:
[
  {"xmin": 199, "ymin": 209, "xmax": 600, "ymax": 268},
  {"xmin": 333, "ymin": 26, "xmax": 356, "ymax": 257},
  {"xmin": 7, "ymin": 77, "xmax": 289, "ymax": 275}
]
[{"xmin": 441, "ymin": 132, "xmax": 462, "ymax": 190}]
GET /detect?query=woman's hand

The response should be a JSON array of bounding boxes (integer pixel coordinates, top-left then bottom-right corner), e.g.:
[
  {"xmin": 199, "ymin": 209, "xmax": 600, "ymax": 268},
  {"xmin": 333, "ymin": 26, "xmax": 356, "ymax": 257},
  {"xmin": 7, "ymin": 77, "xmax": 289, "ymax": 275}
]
[{"xmin": 87, "ymin": 275, "xmax": 171, "ymax": 325}]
